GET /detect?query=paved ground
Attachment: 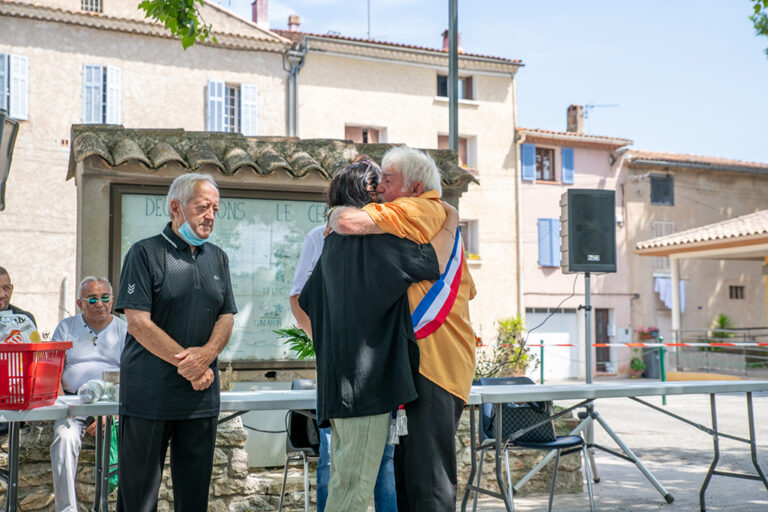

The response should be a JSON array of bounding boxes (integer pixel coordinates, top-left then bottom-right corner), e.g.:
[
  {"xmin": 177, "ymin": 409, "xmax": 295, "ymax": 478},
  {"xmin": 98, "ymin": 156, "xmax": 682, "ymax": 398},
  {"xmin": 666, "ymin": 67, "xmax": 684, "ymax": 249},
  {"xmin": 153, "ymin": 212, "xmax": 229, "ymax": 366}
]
[{"xmin": 461, "ymin": 378, "xmax": 768, "ymax": 511}]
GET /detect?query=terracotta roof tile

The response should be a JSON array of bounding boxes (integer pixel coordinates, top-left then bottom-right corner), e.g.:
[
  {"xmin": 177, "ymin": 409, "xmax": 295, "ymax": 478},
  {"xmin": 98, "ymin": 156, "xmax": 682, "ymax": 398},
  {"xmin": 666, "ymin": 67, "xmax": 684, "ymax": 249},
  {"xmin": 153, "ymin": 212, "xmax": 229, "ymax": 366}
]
[
  {"xmin": 518, "ymin": 127, "xmax": 632, "ymax": 144},
  {"xmin": 635, "ymin": 210, "xmax": 768, "ymax": 251},
  {"xmin": 274, "ymin": 29, "xmax": 521, "ymax": 64},
  {"xmin": 625, "ymin": 150, "xmax": 768, "ymax": 174},
  {"xmin": 67, "ymin": 126, "xmax": 478, "ymax": 190}
]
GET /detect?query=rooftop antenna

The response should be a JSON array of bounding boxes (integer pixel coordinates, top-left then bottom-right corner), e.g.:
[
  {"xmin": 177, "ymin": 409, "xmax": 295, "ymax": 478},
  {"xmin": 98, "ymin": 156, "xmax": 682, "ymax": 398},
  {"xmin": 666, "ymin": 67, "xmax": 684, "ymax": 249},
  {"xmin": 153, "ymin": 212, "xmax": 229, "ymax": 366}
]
[
  {"xmin": 583, "ymin": 104, "xmax": 619, "ymax": 119},
  {"xmin": 583, "ymin": 104, "xmax": 619, "ymax": 131}
]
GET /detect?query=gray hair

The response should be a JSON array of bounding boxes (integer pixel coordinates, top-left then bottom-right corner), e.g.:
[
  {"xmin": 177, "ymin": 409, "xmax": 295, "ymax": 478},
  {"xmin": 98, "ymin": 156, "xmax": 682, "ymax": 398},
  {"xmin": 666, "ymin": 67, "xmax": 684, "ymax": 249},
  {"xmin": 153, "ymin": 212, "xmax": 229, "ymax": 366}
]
[
  {"xmin": 165, "ymin": 173, "xmax": 219, "ymax": 219},
  {"xmin": 381, "ymin": 146, "xmax": 442, "ymax": 196},
  {"xmin": 78, "ymin": 276, "xmax": 113, "ymax": 297}
]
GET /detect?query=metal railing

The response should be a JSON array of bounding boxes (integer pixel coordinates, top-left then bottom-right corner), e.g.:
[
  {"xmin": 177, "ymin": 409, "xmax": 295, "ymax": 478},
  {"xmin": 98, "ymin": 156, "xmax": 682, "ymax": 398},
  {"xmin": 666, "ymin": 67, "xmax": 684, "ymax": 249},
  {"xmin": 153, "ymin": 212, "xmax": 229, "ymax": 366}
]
[{"xmin": 669, "ymin": 327, "xmax": 768, "ymax": 377}]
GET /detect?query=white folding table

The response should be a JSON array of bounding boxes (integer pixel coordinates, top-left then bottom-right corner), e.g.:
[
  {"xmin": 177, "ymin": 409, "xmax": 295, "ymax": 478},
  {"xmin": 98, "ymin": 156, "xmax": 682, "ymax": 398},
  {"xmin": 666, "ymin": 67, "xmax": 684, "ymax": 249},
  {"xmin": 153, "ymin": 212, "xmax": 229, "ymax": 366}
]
[
  {"xmin": 55, "ymin": 390, "xmax": 317, "ymax": 512},
  {"xmin": 461, "ymin": 380, "xmax": 768, "ymax": 512},
  {"xmin": 0, "ymin": 402, "xmax": 69, "ymax": 512}
]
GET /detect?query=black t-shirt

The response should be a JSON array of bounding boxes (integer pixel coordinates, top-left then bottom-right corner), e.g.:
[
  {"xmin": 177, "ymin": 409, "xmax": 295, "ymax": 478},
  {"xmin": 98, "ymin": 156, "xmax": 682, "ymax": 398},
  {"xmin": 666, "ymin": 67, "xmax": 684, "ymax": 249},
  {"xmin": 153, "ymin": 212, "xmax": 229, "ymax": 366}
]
[
  {"xmin": 114, "ymin": 223, "xmax": 237, "ymax": 420},
  {"xmin": 299, "ymin": 232, "xmax": 439, "ymax": 426}
]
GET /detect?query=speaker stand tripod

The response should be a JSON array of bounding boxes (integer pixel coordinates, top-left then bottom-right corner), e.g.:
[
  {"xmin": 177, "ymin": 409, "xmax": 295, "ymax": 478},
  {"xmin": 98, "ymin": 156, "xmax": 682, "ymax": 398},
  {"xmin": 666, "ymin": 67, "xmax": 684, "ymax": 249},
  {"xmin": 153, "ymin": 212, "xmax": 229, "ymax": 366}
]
[{"xmin": 573, "ymin": 272, "xmax": 673, "ymax": 503}]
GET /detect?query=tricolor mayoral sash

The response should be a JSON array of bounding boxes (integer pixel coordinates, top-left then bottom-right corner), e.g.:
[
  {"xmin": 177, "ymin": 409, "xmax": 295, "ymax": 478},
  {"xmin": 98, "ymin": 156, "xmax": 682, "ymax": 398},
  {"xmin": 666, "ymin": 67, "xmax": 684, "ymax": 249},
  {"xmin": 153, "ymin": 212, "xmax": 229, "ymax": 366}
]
[{"xmin": 411, "ymin": 227, "xmax": 463, "ymax": 339}]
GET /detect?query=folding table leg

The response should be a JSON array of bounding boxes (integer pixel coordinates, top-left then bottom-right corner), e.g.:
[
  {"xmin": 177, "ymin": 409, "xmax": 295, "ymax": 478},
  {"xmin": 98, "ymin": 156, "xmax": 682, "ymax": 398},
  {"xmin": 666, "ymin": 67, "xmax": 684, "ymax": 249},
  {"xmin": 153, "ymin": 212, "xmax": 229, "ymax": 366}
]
[
  {"xmin": 700, "ymin": 393, "xmax": 719, "ymax": 511},
  {"xmin": 493, "ymin": 404, "xmax": 514, "ymax": 512},
  {"xmin": 7, "ymin": 422, "xmax": 19, "ymax": 512},
  {"xmin": 746, "ymin": 392, "xmax": 768, "ymax": 491},
  {"xmin": 461, "ymin": 404, "xmax": 478, "ymax": 512},
  {"xmin": 93, "ymin": 417, "xmax": 103, "ymax": 512},
  {"xmin": 100, "ymin": 416, "xmax": 112, "ymax": 512}
]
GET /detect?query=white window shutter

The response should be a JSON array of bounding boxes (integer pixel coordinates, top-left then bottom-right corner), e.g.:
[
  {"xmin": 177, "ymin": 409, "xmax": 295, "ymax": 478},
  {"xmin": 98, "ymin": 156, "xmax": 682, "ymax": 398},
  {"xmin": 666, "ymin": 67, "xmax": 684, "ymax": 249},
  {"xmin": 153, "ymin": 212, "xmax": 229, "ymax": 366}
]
[
  {"xmin": 82, "ymin": 65, "xmax": 103, "ymax": 123},
  {"xmin": 0, "ymin": 54, "xmax": 7, "ymax": 112},
  {"xmin": 105, "ymin": 65, "xmax": 121, "ymax": 124},
  {"xmin": 8, "ymin": 55, "xmax": 28, "ymax": 120},
  {"xmin": 206, "ymin": 79, "xmax": 225, "ymax": 131},
  {"xmin": 240, "ymin": 84, "xmax": 259, "ymax": 136}
]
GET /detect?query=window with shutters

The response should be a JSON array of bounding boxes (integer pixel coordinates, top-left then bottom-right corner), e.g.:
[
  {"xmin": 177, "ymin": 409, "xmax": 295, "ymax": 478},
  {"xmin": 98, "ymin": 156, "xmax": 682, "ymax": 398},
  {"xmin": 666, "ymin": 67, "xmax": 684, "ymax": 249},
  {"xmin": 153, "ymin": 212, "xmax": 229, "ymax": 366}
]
[
  {"xmin": 0, "ymin": 54, "xmax": 29, "ymax": 121},
  {"xmin": 651, "ymin": 220, "xmax": 675, "ymax": 274},
  {"xmin": 521, "ymin": 144, "xmax": 574, "ymax": 184},
  {"xmin": 81, "ymin": 0, "xmax": 102, "ymax": 12},
  {"xmin": 82, "ymin": 65, "xmax": 120, "ymax": 124},
  {"xmin": 650, "ymin": 175, "xmax": 674, "ymax": 206},
  {"xmin": 536, "ymin": 147, "xmax": 555, "ymax": 181},
  {"xmin": 207, "ymin": 80, "xmax": 259, "ymax": 136},
  {"xmin": 537, "ymin": 218, "xmax": 561, "ymax": 267},
  {"xmin": 436, "ymin": 75, "xmax": 473, "ymax": 100}
]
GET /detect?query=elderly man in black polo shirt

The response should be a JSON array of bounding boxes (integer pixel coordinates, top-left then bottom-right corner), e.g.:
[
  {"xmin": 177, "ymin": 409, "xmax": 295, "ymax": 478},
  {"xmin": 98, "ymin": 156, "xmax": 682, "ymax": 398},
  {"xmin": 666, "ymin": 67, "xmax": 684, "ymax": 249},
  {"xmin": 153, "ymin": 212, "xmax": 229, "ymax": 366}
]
[{"xmin": 114, "ymin": 173, "xmax": 237, "ymax": 512}]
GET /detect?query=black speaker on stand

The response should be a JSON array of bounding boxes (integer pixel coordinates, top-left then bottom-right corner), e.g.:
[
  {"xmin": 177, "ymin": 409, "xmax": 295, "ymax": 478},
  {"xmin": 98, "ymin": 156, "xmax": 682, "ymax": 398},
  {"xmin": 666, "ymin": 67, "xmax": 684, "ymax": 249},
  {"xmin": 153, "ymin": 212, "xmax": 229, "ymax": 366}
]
[
  {"xmin": 559, "ymin": 189, "xmax": 619, "ymax": 487},
  {"xmin": 560, "ymin": 189, "xmax": 616, "ymax": 274}
]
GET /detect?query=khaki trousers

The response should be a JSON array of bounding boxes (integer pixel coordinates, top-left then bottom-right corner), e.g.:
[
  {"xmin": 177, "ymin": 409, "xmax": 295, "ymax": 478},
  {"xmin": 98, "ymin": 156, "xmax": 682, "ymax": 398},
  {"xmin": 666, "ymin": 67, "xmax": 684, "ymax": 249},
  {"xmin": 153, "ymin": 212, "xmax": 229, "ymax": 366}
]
[{"xmin": 326, "ymin": 412, "xmax": 391, "ymax": 512}]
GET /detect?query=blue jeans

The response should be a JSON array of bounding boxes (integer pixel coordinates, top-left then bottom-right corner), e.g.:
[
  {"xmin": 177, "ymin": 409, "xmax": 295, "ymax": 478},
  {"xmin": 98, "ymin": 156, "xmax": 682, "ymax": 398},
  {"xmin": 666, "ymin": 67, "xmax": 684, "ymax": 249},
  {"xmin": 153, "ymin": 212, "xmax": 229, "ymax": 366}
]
[{"xmin": 317, "ymin": 425, "xmax": 397, "ymax": 512}]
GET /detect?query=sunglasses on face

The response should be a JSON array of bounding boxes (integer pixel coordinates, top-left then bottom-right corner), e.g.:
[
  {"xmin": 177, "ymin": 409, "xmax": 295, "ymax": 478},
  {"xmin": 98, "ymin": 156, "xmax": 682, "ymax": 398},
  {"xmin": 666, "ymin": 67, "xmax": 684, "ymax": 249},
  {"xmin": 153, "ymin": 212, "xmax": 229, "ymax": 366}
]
[{"xmin": 83, "ymin": 294, "xmax": 112, "ymax": 305}]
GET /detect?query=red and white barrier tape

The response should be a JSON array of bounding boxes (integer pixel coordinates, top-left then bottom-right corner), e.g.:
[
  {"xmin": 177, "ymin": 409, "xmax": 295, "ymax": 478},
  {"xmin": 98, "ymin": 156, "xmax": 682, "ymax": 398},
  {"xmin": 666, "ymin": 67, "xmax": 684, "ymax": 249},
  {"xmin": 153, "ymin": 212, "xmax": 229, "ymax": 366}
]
[{"xmin": 526, "ymin": 342, "xmax": 768, "ymax": 348}]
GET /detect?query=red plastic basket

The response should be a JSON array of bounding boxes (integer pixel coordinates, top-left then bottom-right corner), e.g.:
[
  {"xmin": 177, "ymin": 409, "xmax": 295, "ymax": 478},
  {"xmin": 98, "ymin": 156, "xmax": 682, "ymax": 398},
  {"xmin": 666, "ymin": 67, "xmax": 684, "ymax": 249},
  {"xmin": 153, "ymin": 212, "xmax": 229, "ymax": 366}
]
[{"xmin": 0, "ymin": 342, "xmax": 72, "ymax": 410}]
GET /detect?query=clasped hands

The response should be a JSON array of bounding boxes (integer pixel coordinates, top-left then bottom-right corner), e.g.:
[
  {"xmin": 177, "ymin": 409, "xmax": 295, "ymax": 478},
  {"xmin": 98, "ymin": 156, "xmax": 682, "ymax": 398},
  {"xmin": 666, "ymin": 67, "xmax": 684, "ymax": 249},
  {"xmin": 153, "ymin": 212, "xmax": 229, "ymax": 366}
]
[{"xmin": 175, "ymin": 346, "xmax": 216, "ymax": 391}]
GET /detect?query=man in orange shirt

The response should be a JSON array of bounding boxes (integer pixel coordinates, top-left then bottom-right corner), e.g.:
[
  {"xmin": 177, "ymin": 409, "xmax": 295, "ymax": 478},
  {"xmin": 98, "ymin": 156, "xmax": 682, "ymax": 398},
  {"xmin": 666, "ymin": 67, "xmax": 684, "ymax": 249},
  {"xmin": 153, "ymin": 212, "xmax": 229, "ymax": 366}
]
[{"xmin": 329, "ymin": 146, "xmax": 476, "ymax": 511}]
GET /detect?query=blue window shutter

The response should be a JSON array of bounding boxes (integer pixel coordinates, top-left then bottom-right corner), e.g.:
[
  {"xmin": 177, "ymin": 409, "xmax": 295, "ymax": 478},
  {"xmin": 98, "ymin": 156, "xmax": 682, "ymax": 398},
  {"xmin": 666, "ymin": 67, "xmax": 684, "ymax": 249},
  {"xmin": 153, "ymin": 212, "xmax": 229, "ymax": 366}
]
[
  {"xmin": 82, "ymin": 65, "xmax": 103, "ymax": 123},
  {"xmin": 207, "ymin": 79, "xmax": 224, "ymax": 132},
  {"xmin": 521, "ymin": 143, "xmax": 535, "ymax": 182},
  {"xmin": 9, "ymin": 55, "xmax": 28, "ymax": 120},
  {"xmin": 561, "ymin": 147, "xmax": 574, "ymax": 184},
  {"xmin": 551, "ymin": 218, "xmax": 562, "ymax": 266},
  {"xmin": 0, "ymin": 54, "xmax": 7, "ymax": 112},
  {"xmin": 538, "ymin": 218, "xmax": 552, "ymax": 267},
  {"xmin": 105, "ymin": 66, "xmax": 121, "ymax": 124},
  {"xmin": 239, "ymin": 83, "xmax": 259, "ymax": 136}
]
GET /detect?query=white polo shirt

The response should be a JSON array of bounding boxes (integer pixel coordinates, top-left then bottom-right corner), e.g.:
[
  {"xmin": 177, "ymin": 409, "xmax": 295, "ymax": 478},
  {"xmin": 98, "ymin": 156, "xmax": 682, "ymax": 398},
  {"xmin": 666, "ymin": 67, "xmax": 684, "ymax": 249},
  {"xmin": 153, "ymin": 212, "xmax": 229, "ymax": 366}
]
[
  {"xmin": 290, "ymin": 225, "xmax": 326, "ymax": 297},
  {"xmin": 52, "ymin": 314, "xmax": 127, "ymax": 394}
]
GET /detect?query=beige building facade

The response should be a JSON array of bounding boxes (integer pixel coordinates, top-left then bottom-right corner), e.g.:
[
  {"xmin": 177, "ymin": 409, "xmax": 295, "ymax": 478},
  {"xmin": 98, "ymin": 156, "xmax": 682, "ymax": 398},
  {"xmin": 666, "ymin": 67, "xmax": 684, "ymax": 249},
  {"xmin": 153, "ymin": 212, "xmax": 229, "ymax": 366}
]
[
  {"xmin": 0, "ymin": 0, "xmax": 288, "ymax": 334},
  {"xmin": 516, "ymin": 109, "xmax": 635, "ymax": 378},
  {"xmin": 622, "ymin": 150, "xmax": 768, "ymax": 341},
  {"xmin": 276, "ymin": 28, "xmax": 522, "ymax": 341},
  {"xmin": 1, "ymin": 0, "xmax": 523, "ymax": 361}
]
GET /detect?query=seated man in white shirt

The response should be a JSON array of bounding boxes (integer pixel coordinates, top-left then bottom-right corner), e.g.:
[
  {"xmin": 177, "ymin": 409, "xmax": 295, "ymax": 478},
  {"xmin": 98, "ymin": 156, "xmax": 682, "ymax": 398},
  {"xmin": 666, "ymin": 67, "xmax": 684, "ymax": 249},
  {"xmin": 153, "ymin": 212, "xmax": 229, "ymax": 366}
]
[{"xmin": 50, "ymin": 276, "xmax": 127, "ymax": 512}]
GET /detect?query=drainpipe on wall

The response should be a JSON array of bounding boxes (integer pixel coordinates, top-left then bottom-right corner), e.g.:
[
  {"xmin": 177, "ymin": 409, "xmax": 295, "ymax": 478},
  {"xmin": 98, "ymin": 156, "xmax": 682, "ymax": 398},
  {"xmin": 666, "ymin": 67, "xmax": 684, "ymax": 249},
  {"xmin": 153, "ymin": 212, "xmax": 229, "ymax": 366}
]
[
  {"xmin": 515, "ymin": 128, "xmax": 524, "ymax": 318},
  {"xmin": 283, "ymin": 40, "xmax": 308, "ymax": 137}
]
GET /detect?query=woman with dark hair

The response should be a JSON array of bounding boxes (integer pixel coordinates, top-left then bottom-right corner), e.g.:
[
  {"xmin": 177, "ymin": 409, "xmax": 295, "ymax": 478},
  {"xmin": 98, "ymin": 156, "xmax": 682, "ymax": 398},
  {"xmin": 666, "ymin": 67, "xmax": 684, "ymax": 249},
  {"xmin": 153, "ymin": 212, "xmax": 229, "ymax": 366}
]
[
  {"xmin": 326, "ymin": 160, "xmax": 382, "ymax": 209},
  {"xmin": 297, "ymin": 161, "xmax": 458, "ymax": 512},
  {"xmin": 292, "ymin": 159, "xmax": 400, "ymax": 512}
]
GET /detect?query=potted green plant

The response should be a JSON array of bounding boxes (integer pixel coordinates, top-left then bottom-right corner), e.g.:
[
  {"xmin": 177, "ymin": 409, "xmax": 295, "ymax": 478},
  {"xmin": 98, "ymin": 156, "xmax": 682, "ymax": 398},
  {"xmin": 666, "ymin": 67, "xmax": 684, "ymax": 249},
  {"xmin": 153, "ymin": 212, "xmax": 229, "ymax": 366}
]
[
  {"xmin": 629, "ymin": 356, "xmax": 646, "ymax": 378},
  {"xmin": 474, "ymin": 316, "xmax": 538, "ymax": 379},
  {"xmin": 274, "ymin": 325, "xmax": 315, "ymax": 359}
]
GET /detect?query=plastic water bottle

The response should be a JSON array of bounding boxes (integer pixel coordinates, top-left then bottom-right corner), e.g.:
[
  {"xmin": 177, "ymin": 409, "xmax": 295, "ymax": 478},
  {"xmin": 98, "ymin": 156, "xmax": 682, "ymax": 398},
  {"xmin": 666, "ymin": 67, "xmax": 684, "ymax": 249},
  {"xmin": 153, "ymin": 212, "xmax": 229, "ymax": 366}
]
[
  {"xmin": 77, "ymin": 379, "xmax": 105, "ymax": 404},
  {"xmin": 102, "ymin": 381, "xmax": 117, "ymax": 401}
]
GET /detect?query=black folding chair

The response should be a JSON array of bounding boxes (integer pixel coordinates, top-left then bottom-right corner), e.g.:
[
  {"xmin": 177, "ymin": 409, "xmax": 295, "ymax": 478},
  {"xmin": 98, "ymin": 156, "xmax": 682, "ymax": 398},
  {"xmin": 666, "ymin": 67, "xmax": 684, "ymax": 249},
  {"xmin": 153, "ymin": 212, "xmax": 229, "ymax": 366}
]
[
  {"xmin": 278, "ymin": 379, "xmax": 320, "ymax": 512},
  {"xmin": 472, "ymin": 376, "xmax": 594, "ymax": 512}
]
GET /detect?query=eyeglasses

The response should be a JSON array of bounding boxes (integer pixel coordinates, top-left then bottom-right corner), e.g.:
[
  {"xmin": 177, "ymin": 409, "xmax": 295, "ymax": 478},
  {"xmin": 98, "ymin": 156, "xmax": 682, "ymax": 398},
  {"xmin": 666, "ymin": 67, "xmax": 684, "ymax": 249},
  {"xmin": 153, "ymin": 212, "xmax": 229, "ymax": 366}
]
[{"xmin": 82, "ymin": 294, "xmax": 112, "ymax": 305}]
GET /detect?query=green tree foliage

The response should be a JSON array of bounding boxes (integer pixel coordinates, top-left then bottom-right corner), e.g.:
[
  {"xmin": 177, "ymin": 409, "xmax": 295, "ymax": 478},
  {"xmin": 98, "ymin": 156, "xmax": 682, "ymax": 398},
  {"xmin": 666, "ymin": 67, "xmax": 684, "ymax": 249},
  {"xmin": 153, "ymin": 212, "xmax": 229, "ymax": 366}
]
[
  {"xmin": 752, "ymin": 0, "xmax": 768, "ymax": 57},
  {"xmin": 139, "ymin": 0, "xmax": 216, "ymax": 49}
]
